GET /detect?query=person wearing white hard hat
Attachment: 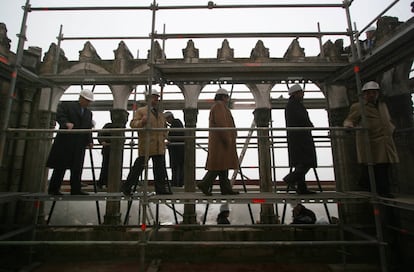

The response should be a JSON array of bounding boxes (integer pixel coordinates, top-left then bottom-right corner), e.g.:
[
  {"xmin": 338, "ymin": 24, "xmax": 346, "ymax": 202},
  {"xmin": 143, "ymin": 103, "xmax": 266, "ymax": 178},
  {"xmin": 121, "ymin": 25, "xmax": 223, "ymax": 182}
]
[
  {"xmin": 197, "ymin": 88, "xmax": 239, "ymax": 196},
  {"xmin": 46, "ymin": 89, "xmax": 94, "ymax": 195},
  {"xmin": 121, "ymin": 89, "xmax": 173, "ymax": 196},
  {"xmin": 343, "ymin": 81, "xmax": 399, "ymax": 198},
  {"xmin": 363, "ymin": 26, "xmax": 376, "ymax": 54},
  {"xmin": 217, "ymin": 203, "xmax": 231, "ymax": 224},
  {"xmin": 283, "ymin": 84, "xmax": 317, "ymax": 195}
]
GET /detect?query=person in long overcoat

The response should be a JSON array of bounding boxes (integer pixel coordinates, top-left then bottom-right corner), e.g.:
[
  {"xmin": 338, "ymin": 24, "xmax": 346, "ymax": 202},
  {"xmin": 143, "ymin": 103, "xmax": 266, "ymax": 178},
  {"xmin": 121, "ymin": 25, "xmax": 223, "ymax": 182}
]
[
  {"xmin": 283, "ymin": 84, "xmax": 317, "ymax": 194},
  {"xmin": 343, "ymin": 81, "xmax": 399, "ymax": 198},
  {"xmin": 46, "ymin": 89, "xmax": 94, "ymax": 195},
  {"xmin": 121, "ymin": 90, "xmax": 172, "ymax": 195},
  {"xmin": 164, "ymin": 111, "xmax": 185, "ymax": 187},
  {"xmin": 197, "ymin": 88, "xmax": 239, "ymax": 196}
]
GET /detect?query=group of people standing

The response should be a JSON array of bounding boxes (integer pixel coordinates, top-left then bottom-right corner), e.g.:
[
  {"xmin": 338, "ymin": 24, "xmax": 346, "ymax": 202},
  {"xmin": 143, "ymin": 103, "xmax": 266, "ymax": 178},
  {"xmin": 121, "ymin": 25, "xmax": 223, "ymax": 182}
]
[{"xmin": 46, "ymin": 79, "xmax": 399, "ymax": 199}]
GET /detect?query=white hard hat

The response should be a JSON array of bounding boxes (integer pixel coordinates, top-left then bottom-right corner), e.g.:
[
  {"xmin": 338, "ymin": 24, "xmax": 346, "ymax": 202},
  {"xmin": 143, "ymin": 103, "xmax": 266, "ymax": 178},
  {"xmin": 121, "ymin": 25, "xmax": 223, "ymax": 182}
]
[
  {"xmin": 362, "ymin": 81, "xmax": 380, "ymax": 91},
  {"xmin": 145, "ymin": 89, "xmax": 160, "ymax": 96},
  {"xmin": 220, "ymin": 203, "xmax": 230, "ymax": 213},
  {"xmin": 216, "ymin": 88, "xmax": 229, "ymax": 96},
  {"xmin": 79, "ymin": 89, "xmax": 94, "ymax": 101},
  {"xmin": 288, "ymin": 84, "xmax": 303, "ymax": 95},
  {"xmin": 366, "ymin": 26, "xmax": 376, "ymax": 32}
]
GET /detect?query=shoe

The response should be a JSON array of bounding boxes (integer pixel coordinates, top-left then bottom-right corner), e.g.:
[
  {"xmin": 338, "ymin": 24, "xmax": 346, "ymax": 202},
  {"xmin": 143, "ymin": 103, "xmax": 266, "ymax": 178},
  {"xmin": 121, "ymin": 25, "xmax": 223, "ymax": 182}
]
[
  {"xmin": 48, "ymin": 191, "xmax": 63, "ymax": 196},
  {"xmin": 296, "ymin": 189, "xmax": 316, "ymax": 195},
  {"xmin": 121, "ymin": 183, "xmax": 132, "ymax": 196},
  {"xmin": 197, "ymin": 182, "xmax": 213, "ymax": 196},
  {"xmin": 283, "ymin": 175, "xmax": 297, "ymax": 189},
  {"xmin": 71, "ymin": 190, "xmax": 89, "ymax": 195}
]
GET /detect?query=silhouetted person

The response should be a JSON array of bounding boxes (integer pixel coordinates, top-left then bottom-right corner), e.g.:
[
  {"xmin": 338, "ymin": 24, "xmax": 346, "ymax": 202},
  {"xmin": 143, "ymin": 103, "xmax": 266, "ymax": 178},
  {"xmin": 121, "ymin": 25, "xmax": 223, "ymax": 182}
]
[
  {"xmin": 283, "ymin": 84, "xmax": 317, "ymax": 194},
  {"xmin": 46, "ymin": 89, "xmax": 94, "ymax": 195},
  {"xmin": 217, "ymin": 204, "xmax": 231, "ymax": 224},
  {"xmin": 97, "ymin": 122, "xmax": 115, "ymax": 189},
  {"xmin": 164, "ymin": 111, "xmax": 185, "ymax": 187}
]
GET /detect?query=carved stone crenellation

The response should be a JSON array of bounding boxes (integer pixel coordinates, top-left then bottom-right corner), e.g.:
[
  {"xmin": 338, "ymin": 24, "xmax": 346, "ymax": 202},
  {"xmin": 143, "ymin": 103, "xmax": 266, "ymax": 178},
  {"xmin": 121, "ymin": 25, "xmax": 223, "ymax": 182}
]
[
  {"xmin": 0, "ymin": 23, "xmax": 11, "ymax": 57},
  {"xmin": 250, "ymin": 40, "xmax": 269, "ymax": 61},
  {"xmin": 183, "ymin": 39, "xmax": 199, "ymax": 63},
  {"xmin": 217, "ymin": 39, "xmax": 234, "ymax": 62},
  {"xmin": 284, "ymin": 38, "xmax": 305, "ymax": 60},
  {"xmin": 79, "ymin": 41, "xmax": 102, "ymax": 62}
]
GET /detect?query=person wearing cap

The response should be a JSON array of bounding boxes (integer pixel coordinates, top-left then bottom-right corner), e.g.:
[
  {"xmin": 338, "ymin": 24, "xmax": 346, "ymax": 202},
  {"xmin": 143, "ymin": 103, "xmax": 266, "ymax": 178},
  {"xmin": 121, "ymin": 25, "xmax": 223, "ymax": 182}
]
[
  {"xmin": 121, "ymin": 89, "xmax": 172, "ymax": 195},
  {"xmin": 164, "ymin": 111, "xmax": 185, "ymax": 187},
  {"xmin": 283, "ymin": 84, "xmax": 317, "ymax": 194},
  {"xmin": 46, "ymin": 89, "xmax": 94, "ymax": 195},
  {"xmin": 197, "ymin": 88, "xmax": 239, "ymax": 196},
  {"xmin": 363, "ymin": 26, "xmax": 376, "ymax": 54},
  {"xmin": 343, "ymin": 81, "xmax": 399, "ymax": 198},
  {"xmin": 217, "ymin": 203, "xmax": 231, "ymax": 224}
]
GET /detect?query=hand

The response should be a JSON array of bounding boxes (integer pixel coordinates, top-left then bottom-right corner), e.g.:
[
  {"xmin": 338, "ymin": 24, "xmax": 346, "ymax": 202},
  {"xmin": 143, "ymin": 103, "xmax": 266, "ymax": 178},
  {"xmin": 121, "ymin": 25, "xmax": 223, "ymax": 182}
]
[{"xmin": 66, "ymin": 122, "xmax": 74, "ymax": 129}]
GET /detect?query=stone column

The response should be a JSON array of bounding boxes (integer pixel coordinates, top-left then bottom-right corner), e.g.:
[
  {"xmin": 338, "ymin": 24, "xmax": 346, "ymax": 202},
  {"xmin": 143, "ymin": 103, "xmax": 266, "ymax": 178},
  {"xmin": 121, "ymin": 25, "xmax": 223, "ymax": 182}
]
[
  {"xmin": 254, "ymin": 108, "xmax": 277, "ymax": 224},
  {"xmin": 104, "ymin": 109, "xmax": 129, "ymax": 225},
  {"xmin": 183, "ymin": 108, "xmax": 198, "ymax": 224},
  {"xmin": 179, "ymin": 84, "xmax": 203, "ymax": 224}
]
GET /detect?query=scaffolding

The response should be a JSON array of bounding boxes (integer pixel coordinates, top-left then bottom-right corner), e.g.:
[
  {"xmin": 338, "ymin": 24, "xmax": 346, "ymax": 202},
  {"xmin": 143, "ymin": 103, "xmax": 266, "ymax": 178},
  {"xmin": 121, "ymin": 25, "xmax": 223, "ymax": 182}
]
[{"xmin": 1, "ymin": 1, "xmax": 414, "ymax": 271}]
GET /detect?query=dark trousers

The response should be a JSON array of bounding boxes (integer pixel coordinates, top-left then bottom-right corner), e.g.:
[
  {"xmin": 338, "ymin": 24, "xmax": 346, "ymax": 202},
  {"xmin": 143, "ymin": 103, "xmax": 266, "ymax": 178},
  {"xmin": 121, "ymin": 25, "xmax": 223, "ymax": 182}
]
[
  {"xmin": 201, "ymin": 170, "xmax": 229, "ymax": 192},
  {"xmin": 98, "ymin": 147, "xmax": 110, "ymax": 186},
  {"xmin": 170, "ymin": 161, "xmax": 184, "ymax": 187},
  {"xmin": 125, "ymin": 155, "xmax": 169, "ymax": 193},
  {"xmin": 48, "ymin": 166, "xmax": 82, "ymax": 193},
  {"xmin": 284, "ymin": 164, "xmax": 311, "ymax": 190},
  {"xmin": 360, "ymin": 163, "xmax": 391, "ymax": 195}
]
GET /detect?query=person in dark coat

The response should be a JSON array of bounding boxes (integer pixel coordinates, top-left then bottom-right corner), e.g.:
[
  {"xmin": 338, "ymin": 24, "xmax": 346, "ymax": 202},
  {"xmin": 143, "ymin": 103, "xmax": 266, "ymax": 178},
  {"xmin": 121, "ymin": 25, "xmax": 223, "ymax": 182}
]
[
  {"xmin": 283, "ymin": 84, "xmax": 317, "ymax": 194},
  {"xmin": 217, "ymin": 203, "xmax": 231, "ymax": 224},
  {"xmin": 164, "ymin": 112, "xmax": 185, "ymax": 187},
  {"xmin": 291, "ymin": 203, "xmax": 316, "ymax": 224},
  {"xmin": 97, "ymin": 122, "xmax": 115, "ymax": 189},
  {"xmin": 197, "ymin": 88, "xmax": 239, "ymax": 196},
  {"xmin": 46, "ymin": 89, "xmax": 94, "ymax": 195}
]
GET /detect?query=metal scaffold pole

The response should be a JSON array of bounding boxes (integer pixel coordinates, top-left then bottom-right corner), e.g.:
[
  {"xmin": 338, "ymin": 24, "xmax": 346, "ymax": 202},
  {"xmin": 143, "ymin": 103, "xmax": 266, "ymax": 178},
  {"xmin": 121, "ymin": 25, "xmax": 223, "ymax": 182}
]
[{"xmin": 0, "ymin": 0, "xmax": 31, "ymax": 166}]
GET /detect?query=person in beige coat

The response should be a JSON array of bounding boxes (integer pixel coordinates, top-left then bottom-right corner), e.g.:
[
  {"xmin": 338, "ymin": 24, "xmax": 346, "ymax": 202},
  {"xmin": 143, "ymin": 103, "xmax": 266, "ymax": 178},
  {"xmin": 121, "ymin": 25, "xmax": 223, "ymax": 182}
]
[
  {"xmin": 197, "ymin": 88, "xmax": 239, "ymax": 196},
  {"xmin": 121, "ymin": 90, "xmax": 172, "ymax": 195},
  {"xmin": 343, "ymin": 81, "xmax": 399, "ymax": 198}
]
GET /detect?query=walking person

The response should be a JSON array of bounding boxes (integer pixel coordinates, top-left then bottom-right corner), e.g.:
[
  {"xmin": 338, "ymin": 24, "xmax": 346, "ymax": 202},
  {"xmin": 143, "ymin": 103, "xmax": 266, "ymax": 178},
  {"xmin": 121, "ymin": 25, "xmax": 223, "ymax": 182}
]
[
  {"xmin": 46, "ymin": 89, "xmax": 94, "ymax": 195},
  {"xmin": 121, "ymin": 90, "xmax": 172, "ymax": 196},
  {"xmin": 197, "ymin": 88, "xmax": 239, "ymax": 196},
  {"xmin": 164, "ymin": 111, "xmax": 185, "ymax": 187},
  {"xmin": 283, "ymin": 84, "xmax": 317, "ymax": 194},
  {"xmin": 343, "ymin": 81, "xmax": 399, "ymax": 198}
]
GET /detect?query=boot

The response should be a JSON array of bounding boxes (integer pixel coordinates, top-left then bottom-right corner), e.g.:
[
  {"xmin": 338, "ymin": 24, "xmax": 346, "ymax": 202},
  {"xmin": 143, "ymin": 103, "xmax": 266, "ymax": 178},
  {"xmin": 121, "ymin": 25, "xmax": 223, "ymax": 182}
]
[
  {"xmin": 197, "ymin": 171, "xmax": 215, "ymax": 196},
  {"xmin": 155, "ymin": 180, "xmax": 173, "ymax": 195},
  {"xmin": 219, "ymin": 178, "xmax": 239, "ymax": 195},
  {"xmin": 283, "ymin": 173, "xmax": 297, "ymax": 191},
  {"xmin": 296, "ymin": 182, "xmax": 316, "ymax": 195}
]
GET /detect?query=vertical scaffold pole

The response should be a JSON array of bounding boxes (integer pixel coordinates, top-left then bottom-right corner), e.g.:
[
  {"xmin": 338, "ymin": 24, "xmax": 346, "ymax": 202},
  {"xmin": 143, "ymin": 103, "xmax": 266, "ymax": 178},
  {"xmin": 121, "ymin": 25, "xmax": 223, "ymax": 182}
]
[{"xmin": 0, "ymin": 0, "xmax": 31, "ymax": 166}]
